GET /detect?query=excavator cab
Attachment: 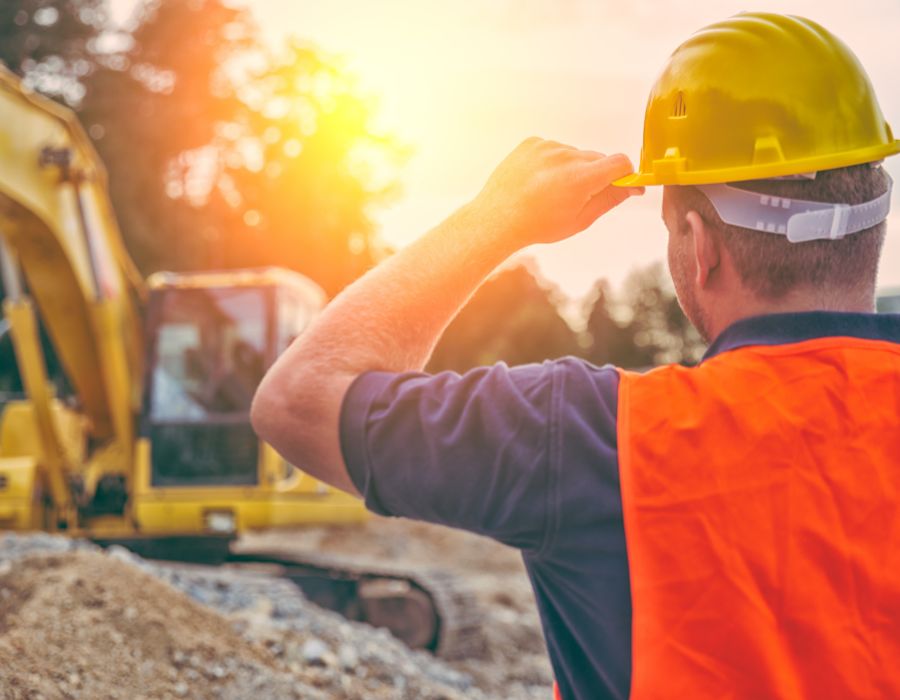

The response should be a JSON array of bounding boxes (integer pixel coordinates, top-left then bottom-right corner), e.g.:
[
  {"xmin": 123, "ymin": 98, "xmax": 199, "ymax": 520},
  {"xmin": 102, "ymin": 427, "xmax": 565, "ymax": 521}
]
[
  {"xmin": 142, "ymin": 269, "xmax": 315, "ymax": 488},
  {"xmin": 129, "ymin": 269, "xmax": 365, "ymax": 543},
  {"xmin": 143, "ymin": 283, "xmax": 269, "ymax": 488}
]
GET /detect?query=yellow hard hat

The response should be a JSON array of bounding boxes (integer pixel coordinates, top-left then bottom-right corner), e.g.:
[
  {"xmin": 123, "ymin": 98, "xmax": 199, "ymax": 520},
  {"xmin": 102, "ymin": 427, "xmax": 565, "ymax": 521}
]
[{"xmin": 614, "ymin": 12, "xmax": 900, "ymax": 187}]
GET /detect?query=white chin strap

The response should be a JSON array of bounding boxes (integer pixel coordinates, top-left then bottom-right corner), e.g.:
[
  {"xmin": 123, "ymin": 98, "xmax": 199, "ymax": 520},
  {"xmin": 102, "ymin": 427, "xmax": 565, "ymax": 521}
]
[{"xmin": 696, "ymin": 173, "xmax": 893, "ymax": 243}]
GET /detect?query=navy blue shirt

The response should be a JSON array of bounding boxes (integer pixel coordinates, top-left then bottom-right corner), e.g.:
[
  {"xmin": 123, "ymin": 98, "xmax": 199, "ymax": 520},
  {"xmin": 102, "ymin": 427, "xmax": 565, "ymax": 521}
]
[{"xmin": 339, "ymin": 311, "xmax": 900, "ymax": 700}]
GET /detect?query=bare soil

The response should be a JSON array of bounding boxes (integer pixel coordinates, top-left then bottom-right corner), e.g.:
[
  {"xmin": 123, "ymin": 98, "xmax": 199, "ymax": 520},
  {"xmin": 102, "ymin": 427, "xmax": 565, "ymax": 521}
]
[
  {"xmin": 0, "ymin": 551, "xmax": 282, "ymax": 700},
  {"xmin": 0, "ymin": 518, "xmax": 551, "ymax": 699},
  {"xmin": 239, "ymin": 516, "xmax": 554, "ymax": 695}
]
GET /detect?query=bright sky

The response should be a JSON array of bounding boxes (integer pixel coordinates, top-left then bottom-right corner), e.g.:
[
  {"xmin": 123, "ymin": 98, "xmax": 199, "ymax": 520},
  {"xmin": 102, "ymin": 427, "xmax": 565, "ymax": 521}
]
[{"xmin": 113, "ymin": 0, "xmax": 900, "ymax": 300}]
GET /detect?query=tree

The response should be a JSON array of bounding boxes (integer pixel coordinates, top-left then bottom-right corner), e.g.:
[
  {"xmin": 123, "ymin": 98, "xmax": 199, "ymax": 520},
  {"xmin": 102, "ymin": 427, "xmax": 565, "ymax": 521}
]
[
  {"xmin": 0, "ymin": 0, "xmax": 405, "ymax": 294},
  {"xmin": 428, "ymin": 263, "xmax": 580, "ymax": 372},
  {"xmin": 584, "ymin": 263, "xmax": 705, "ymax": 368},
  {"xmin": 622, "ymin": 263, "xmax": 705, "ymax": 366},
  {"xmin": 582, "ymin": 279, "xmax": 635, "ymax": 368},
  {"xmin": 0, "ymin": 0, "xmax": 106, "ymax": 105},
  {"xmin": 210, "ymin": 42, "xmax": 408, "ymax": 294},
  {"xmin": 76, "ymin": 0, "xmax": 253, "ymax": 272}
]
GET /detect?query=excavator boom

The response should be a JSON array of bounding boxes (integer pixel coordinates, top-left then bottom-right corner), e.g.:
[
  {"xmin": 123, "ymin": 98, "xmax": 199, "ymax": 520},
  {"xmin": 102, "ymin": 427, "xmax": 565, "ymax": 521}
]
[{"xmin": 0, "ymin": 67, "xmax": 143, "ymax": 445}]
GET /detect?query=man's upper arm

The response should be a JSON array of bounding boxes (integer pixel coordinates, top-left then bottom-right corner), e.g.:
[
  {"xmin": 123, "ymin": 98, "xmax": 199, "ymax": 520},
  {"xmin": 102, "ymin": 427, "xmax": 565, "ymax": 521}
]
[{"xmin": 339, "ymin": 359, "xmax": 621, "ymax": 552}]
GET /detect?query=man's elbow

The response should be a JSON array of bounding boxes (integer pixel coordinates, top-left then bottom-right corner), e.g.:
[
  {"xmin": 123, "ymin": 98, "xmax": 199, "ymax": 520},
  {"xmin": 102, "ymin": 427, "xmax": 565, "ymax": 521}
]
[
  {"xmin": 250, "ymin": 379, "xmax": 283, "ymax": 447},
  {"xmin": 251, "ymin": 370, "xmax": 360, "ymax": 496},
  {"xmin": 252, "ymin": 389, "xmax": 313, "ymax": 481},
  {"xmin": 251, "ymin": 366, "xmax": 304, "ymax": 446},
  {"xmin": 251, "ymin": 369, "xmax": 331, "ymax": 456}
]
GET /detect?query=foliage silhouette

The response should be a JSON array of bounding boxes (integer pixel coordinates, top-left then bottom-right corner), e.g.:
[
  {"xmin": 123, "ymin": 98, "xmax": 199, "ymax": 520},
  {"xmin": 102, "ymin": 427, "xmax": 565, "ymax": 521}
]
[
  {"xmin": 429, "ymin": 263, "xmax": 580, "ymax": 372},
  {"xmin": 1, "ymin": 0, "xmax": 702, "ymax": 369},
  {"xmin": 1, "ymin": 0, "xmax": 405, "ymax": 295}
]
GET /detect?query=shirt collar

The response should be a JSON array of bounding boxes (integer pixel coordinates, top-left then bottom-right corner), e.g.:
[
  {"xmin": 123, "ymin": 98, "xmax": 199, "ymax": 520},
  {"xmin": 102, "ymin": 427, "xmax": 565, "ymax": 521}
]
[{"xmin": 703, "ymin": 311, "xmax": 900, "ymax": 362}]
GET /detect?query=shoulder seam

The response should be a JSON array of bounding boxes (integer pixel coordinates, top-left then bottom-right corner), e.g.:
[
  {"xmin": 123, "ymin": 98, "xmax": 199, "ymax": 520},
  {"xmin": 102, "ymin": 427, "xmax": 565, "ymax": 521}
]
[{"xmin": 535, "ymin": 360, "xmax": 563, "ymax": 558}]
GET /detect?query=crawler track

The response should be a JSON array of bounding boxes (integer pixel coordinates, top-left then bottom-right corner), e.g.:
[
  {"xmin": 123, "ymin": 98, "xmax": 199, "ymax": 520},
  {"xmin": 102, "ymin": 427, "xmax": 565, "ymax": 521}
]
[
  {"xmin": 95, "ymin": 536, "xmax": 488, "ymax": 659},
  {"xmin": 226, "ymin": 548, "xmax": 487, "ymax": 659}
]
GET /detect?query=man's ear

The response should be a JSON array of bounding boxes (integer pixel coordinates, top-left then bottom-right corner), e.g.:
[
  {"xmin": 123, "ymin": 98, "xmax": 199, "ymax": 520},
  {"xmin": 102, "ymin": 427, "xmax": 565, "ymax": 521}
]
[{"xmin": 685, "ymin": 210, "xmax": 720, "ymax": 289}]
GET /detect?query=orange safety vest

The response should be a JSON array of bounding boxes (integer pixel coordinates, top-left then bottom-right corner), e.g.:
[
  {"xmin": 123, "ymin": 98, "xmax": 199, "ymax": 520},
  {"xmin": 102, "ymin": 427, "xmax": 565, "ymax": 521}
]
[{"xmin": 615, "ymin": 336, "xmax": 900, "ymax": 698}]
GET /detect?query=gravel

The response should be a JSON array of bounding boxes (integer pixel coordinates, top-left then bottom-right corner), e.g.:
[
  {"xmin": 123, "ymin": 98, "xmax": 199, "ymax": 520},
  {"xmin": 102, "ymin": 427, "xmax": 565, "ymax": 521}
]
[{"xmin": 0, "ymin": 532, "xmax": 524, "ymax": 699}]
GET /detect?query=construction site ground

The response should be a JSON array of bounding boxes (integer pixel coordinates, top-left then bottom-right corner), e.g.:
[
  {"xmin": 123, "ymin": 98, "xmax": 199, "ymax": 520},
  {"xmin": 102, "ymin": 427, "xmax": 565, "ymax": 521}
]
[{"xmin": 0, "ymin": 517, "xmax": 551, "ymax": 699}]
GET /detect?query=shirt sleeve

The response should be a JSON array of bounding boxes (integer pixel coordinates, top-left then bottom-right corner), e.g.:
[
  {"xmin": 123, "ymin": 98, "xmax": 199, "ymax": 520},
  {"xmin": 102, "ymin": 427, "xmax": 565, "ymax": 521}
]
[{"xmin": 339, "ymin": 359, "xmax": 620, "ymax": 552}]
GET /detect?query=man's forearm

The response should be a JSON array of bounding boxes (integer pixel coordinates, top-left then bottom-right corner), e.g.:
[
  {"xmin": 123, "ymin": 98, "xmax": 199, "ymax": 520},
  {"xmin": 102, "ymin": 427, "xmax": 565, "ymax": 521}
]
[
  {"xmin": 294, "ymin": 203, "xmax": 515, "ymax": 375},
  {"xmin": 251, "ymin": 202, "xmax": 516, "ymax": 491}
]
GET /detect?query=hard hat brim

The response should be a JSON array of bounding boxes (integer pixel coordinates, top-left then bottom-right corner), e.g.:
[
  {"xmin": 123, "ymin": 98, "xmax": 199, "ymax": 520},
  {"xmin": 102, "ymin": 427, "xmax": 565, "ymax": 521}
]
[
  {"xmin": 612, "ymin": 140, "xmax": 900, "ymax": 187},
  {"xmin": 612, "ymin": 172, "xmax": 653, "ymax": 188}
]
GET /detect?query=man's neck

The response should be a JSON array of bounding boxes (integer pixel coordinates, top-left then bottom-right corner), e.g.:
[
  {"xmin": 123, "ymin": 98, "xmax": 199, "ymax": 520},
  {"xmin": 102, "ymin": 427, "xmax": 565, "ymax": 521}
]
[{"xmin": 707, "ymin": 287, "xmax": 876, "ymax": 341}]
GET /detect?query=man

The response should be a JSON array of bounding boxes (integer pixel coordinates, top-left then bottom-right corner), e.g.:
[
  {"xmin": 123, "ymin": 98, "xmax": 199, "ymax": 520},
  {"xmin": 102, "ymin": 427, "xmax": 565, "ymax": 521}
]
[{"xmin": 252, "ymin": 13, "xmax": 900, "ymax": 700}]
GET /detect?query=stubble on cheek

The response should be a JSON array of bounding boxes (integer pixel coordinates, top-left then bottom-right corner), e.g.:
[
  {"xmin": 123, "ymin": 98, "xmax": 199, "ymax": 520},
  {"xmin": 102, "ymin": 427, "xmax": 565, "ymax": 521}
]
[{"xmin": 669, "ymin": 241, "xmax": 712, "ymax": 343}]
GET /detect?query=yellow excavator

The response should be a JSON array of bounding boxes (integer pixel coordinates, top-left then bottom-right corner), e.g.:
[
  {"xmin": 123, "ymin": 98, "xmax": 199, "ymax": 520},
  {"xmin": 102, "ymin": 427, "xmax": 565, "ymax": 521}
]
[{"xmin": 0, "ymin": 66, "xmax": 480, "ymax": 657}]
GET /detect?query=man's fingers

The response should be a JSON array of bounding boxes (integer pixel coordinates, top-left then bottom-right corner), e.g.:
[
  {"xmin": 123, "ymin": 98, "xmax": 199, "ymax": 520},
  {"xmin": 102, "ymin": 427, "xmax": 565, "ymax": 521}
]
[
  {"xmin": 574, "ymin": 184, "xmax": 642, "ymax": 231},
  {"xmin": 485, "ymin": 140, "xmax": 641, "ymax": 243},
  {"xmin": 542, "ymin": 140, "xmax": 586, "ymax": 164},
  {"xmin": 577, "ymin": 153, "xmax": 636, "ymax": 190},
  {"xmin": 574, "ymin": 188, "xmax": 629, "ymax": 230}
]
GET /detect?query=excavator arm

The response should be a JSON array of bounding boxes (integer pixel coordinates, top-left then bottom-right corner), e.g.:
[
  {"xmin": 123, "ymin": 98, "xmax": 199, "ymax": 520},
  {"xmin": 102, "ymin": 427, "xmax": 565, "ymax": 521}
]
[{"xmin": 0, "ymin": 66, "xmax": 143, "ymax": 518}]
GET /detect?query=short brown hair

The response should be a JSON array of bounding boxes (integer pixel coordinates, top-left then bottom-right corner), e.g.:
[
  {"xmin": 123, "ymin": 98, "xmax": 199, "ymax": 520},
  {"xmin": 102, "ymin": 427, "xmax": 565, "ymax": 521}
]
[{"xmin": 666, "ymin": 164, "xmax": 889, "ymax": 299}]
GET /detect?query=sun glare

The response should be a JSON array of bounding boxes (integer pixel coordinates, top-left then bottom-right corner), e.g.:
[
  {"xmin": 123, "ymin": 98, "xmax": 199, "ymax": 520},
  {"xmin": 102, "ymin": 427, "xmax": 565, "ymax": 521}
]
[{"xmin": 232, "ymin": 1, "xmax": 900, "ymax": 295}]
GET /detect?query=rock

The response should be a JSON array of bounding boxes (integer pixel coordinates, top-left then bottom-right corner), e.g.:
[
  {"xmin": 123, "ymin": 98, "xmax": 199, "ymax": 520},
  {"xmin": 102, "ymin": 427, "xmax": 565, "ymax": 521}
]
[
  {"xmin": 301, "ymin": 637, "xmax": 331, "ymax": 666},
  {"xmin": 105, "ymin": 545, "xmax": 139, "ymax": 565},
  {"xmin": 209, "ymin": 665, "xmax": 227, "ymax": 679},
  {"xmin": 338, "ymin": 643, "xmax": 359, "ymax": 670}
]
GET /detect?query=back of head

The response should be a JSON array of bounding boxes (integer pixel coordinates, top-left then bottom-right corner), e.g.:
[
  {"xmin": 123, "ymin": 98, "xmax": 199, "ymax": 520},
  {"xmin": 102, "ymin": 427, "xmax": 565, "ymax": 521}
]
[
  {"xmin": 666, "ymin": 165, "xmax": 890, "ymax": 301},
  {"xmin": 617, "ymin": 12, "xmax": 899, "ymax": 307}
]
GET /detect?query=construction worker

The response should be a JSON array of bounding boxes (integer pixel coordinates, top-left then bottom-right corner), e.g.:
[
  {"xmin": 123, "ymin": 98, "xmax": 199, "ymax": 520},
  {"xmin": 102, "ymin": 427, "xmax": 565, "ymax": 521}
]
[{"xmin": 252, "ymin": 12, "xmax": 900, "ymax": 699}]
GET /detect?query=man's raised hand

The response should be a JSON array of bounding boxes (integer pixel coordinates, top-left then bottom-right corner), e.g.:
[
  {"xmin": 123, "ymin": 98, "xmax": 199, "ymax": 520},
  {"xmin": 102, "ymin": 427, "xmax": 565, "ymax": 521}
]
[{"xmin": 469, "ymin": 137, "xmax": 643, "ymax": 249}]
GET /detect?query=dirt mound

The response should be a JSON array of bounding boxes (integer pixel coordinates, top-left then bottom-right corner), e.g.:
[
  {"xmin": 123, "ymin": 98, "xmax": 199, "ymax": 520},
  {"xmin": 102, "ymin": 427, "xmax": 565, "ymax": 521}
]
[
  {"xmin": 0, "ymin": 542, "xmax": 494, "ymax": 700},
  {"xmin": 0, "ymin": 522, "xmax": 553, "ymax": 699},
  {"xmin": 0, "ymin": 550, "xmax": 292, "ymax": 700}
]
